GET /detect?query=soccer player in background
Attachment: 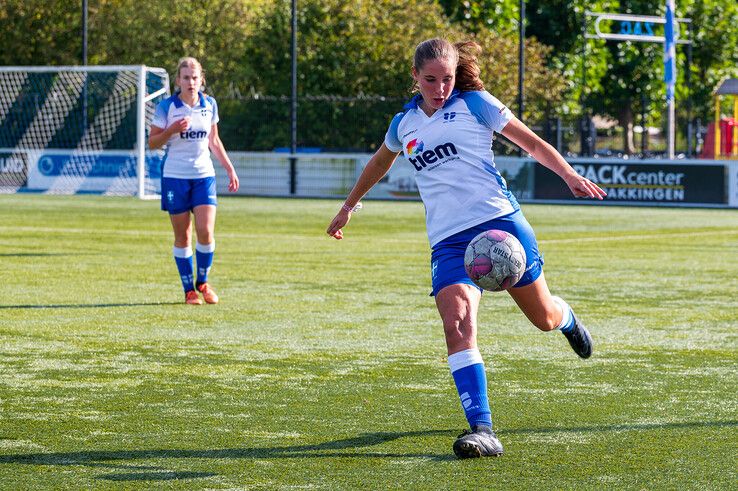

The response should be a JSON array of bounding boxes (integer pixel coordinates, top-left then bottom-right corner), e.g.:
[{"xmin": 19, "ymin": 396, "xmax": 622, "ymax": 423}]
[
  {"xmin": 149, "ymin": 57, "xmax": 239, "ymax": 305},
  {"xmin": 326, "ymin": 38, "xmax": 606, "ymax": 458}
]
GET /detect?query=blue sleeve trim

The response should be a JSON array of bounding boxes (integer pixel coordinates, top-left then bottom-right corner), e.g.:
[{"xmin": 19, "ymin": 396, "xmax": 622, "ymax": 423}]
[
  {"xmin": 459, "ymin": 91, "xmax": 511, "ymax": 131},
  {"xmin": 152, "ymin": 97, "xmax": 174, "ymax": 128},
  {"xmin": 208, "ymin": 96, "xmax": 219, "ymax": 124},
  {"xmin": 172, "ymin": 92, "xmax": 184, "ymax": 108},
  {"xmin": 384, "ymin": 112, "xmax": 406, "ymax": 152}
]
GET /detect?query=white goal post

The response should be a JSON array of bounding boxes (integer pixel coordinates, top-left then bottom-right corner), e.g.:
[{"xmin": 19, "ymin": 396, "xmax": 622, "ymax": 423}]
[{"xmin": 0, "ymin": 65, "xmax": 169, "ymax": 198}]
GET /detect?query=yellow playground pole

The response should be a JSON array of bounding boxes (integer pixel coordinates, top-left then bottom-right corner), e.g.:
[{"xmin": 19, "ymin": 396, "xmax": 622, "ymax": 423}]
[
  {"xmin": 714, "ymin": 97, "xmax": 721, "ymax": 159},
  {"xmin": 733, "ymin": 95, "xmax": 738, "ymax": 157}
]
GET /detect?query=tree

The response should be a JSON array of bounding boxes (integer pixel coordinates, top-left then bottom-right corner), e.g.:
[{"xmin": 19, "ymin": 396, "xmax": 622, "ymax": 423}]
[
  {"xmin": 438, "ymin": 0, "xmax": 520, "ymax": 35},
  {"xmin": 233, "ymin": 0, "xmax": 565, "ymax": 150},
  {"xmin": 0, "ymin": 0, "xmax": 573, "ymax": 151},
  {"xmin": 0, "ymin": 0, "xmax": 82, "ymax": 66},
  {"xmin": 526, "ymin": 0, "xmax": 738, "ymax": 154}
]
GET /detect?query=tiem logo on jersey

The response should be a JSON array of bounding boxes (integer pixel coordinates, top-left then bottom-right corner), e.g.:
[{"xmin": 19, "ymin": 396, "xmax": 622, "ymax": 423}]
[
  {"xmin": 180, "ymin": 130, "xmax": 208, "ymax": 140},
  {"xmin": 406, "ymin": 138, "xmax": 424, "ymax": 156},
  {"xmin": 408, "ymin": 142, "xmax": 459, "ymax": 171}
]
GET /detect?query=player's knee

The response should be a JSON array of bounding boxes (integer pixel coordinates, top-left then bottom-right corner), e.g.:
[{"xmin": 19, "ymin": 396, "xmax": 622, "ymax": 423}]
[
  {"xmin": 173, "ymin": 233, "xmax": 191, "ymax": 248},
  {"xmin": 196, "ymin": 230, "xmax": 214, "ymax": 244},
  {"xmin": 442, "ymin": 316, "xmax": 474, "ymax": 342},
  {"xmin": 531, "ymin": 308, "xmax": 559, "ymax": 332}
]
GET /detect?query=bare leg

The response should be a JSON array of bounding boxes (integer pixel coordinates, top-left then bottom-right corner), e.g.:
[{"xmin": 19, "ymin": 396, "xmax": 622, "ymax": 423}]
[
  {"xmin": 169, "ymin": 211, "xmax": 192, "ymax": 248},
  {"xmin": 506, "ymin": 272, "xmax": 562, "ymax": 331},
  {"xmin": 508, "ymin": 272, "xmax": 593, "ymax": 358},
  {"xmin": 437, "ymin": 283, "xmax": 503, "ymax": 457},
  {"xmin": 192, "ymin": 204, "xmax": 216, "ymax": 245},
  {"xmin": 435, "ymin": 283, "xmax": 482, "ymax": 354}
]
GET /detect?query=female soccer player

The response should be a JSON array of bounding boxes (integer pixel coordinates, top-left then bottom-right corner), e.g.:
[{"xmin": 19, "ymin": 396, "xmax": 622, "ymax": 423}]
[
  {"xmin": 149, "ymin": 57, "xmax": 239, "ymax": 305},
  {"xmin": 326, "ymin": 39, "xmax": 606, "ymax": 458}
]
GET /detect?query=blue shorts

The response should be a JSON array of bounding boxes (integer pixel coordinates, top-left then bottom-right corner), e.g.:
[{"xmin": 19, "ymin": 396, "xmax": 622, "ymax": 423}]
[
  {"xmin": 430, "ymin": 210, "xmax": 544, "ymax": 296},
  {"xmin": 161, "ymin": 177, "xmax": 217, "ymax": 215}
]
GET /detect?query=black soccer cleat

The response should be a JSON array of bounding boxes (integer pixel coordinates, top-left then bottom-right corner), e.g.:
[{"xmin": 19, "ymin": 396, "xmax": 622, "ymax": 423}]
[
  {"xmin": 453, "ymin": 425, "xmax": 504, "ymax": 459},
  {"xmin": 562, "ymin": 312, "xmax": 593, "ymax": 359}
]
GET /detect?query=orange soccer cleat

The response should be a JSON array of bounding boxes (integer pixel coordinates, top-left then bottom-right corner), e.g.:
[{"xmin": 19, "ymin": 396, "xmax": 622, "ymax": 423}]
[
  {"xmin": 197, "ymin": 283, "xmax": 219, "ymax": 304},
  {"xmin": 185, "ymin": 290, "xmax": 203, "ymax": 305}
]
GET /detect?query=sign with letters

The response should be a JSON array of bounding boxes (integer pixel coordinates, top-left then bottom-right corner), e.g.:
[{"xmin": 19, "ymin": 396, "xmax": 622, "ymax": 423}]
[
  {"xmin": 585, "ymin": 11, "xmax": 691, "ymax": 44},
  {"xmin": 534, "ymin": 160, "xmax": 726, "ymax": 205},
  {"xmin": 25, "ymin": 150, "xmax": 163, "ymax": 193}
]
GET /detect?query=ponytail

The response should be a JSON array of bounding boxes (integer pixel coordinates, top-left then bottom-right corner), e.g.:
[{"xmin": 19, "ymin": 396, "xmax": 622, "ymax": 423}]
[{"xmin": 454, "ymin": 41, "xmax": 484, "ymax": 92}]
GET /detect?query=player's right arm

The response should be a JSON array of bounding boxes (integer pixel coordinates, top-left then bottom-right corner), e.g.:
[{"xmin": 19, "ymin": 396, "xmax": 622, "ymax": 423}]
[
  {"xmin": 148, "ymin": 118, "xmax": 190, "ymax": 150},
  {"xmin": 326, "ymin": 143, "xmax": 400, "ymax": 239}
]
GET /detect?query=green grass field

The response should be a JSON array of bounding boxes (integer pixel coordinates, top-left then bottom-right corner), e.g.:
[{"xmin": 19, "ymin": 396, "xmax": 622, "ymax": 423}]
[{"xmin": 1, "ymin": 195, "xmax": 736, "ymax": 489}]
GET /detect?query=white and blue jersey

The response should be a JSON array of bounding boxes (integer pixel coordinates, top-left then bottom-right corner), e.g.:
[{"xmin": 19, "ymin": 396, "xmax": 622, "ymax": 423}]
[
  {"xmin": 151, "ymin": 92, "xmax": 219, "ymax": 179},
  {"xmin": 384, "ymin": 90, "xmax": 517, "ymax": 247}
]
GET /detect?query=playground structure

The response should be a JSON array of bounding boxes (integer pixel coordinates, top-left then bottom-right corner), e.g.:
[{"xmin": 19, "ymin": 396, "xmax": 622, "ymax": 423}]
[{"xmin": 703, "ymin": 78, "xmax": 738, "ymax": 159}]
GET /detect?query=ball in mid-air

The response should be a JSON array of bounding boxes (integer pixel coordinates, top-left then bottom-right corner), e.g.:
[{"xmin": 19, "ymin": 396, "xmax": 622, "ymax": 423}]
[{"xmin": 464, "ymin": 229, "xmax": 527, "ymax": 291}]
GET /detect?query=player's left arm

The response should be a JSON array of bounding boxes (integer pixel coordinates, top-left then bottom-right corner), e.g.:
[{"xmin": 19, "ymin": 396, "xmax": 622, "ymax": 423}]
[
  {"xmin": 501, "ymin": 117, "xmax": 606, "ymax": 200},
  {"xmin": 208, "ymin": 123, "xmax": 239, "ymax": 192}
]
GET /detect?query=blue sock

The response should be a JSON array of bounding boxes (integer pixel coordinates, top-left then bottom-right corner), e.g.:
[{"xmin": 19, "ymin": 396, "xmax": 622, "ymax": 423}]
[
  {"xmin": 552, "ymin": 296, "xmax": 576, "ymax": 333},
  {"xmin": 173, "ymin": 246, "xmax": 194, "ymax": 292},
  {"xmin": 195, "ymin": 241, "xmax": 215, "ymax": 286},
  {"xmin": 448, "ymin": 348, "xmax": 492, "ymax": 428}
]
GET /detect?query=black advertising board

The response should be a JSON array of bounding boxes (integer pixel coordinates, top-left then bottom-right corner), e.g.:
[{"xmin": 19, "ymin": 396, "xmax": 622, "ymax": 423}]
[{"xmin": 534, "ymin": 161, "xmax": 726, "ymax": 205}]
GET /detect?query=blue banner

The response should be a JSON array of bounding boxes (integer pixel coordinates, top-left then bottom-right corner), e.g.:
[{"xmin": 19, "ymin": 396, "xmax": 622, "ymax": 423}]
[
  {"xmin": 664, "ymin": 0, "xmax": 676, "ymax": 101},
  {"xmin": 37, "ymin": 153, "xmax": 163, "ymax": 179}
]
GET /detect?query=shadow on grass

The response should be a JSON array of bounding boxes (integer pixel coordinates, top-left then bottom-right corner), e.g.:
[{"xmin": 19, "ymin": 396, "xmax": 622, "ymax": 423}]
[
  {"xmin": 503, "ymin": 419, "xmax": 738, "ymax": 435},
  {"xmin": 1, "ymin": 420, "xmax": 735, "ymax": 480},
  {"xmin": 0, "ymin": 253, "xmax": 94, "ymax": 257},
  {"xmin": 0, "ymin": 430, "xmax": 457, "ymax": 477},
  {"xmin": 0, "ymin": 302, "xmax": 181, "ymax": 310},
  {"xmin": 98, "ymin": 471, "xmax": 217, "ymax": 481}
]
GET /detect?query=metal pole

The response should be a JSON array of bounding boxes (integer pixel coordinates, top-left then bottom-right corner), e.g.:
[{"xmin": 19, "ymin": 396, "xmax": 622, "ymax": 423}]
[
  {"xmin": 82, "ymin": 0, "xmax": 88, "ymax": 65},
  {"xmin": 668, "ymin": 100, "xmax": 675, "ymax": 159},
  {"xmin": 136, "ymin": 66, "xmax": 146, "ymax": 199},
  {"xmin": 641, "ymin": 92, "xmax": 647, "ymax": 155},
  {"xmin": 517, "ymin": 0, "xmax": 525, "ymax": 122},
  {"xmin": 686, "ymin": 31, "xmax": 693, "ymax": 157},
  {"xmin": 82, "ymin": 0, "xmax": 88, "ymax": 139},
  {"xmin": 664, "ymin": 0, "xmax": 676, "ymax": 159},
  {"xmin": 581, "ymin": 10, "xmax": 589, "ymax": 156},
  {"xmin": 289, "ymin": 0, "xmax": 298, "ymax": 194},
  {"xmin": 517, "ymin": 0, "xmax": 525, "ymax": 157}
]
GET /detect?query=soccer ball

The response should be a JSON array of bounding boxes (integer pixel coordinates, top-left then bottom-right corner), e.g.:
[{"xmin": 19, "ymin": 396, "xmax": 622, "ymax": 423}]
[{"xmin": 464, "ymin": 229, "xmax": 527, "ymax": 291}]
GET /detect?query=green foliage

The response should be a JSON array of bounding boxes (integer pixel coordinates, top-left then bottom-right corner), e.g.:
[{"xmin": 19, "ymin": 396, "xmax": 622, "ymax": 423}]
[
  {"xmin": 0, "ymin": 0, "xmax": 82, "ymax": 65},
  {"xmin": 1, "ymin": 0, "xmax": 735, "ymax": 152},
  {"xmin": 228, "ymin": 0, "xmax": 456, "ymax": 150},
  {"xmin": 88, "ymin": 0, "xmax": 265, "ymax": 93},
  {"xmin": 684, "ymin": 0, "xmax": 738, "ymax": 120},
  {"xmin": 231, "ymin": 0, "xmax": 565, "ymax": 149},
  {"xmin": 438, "ymin": 0, "xmax": 520, "ymax": 34},
  {"xmin": 526, "ymin": 0, "xmax": 738, "ymax": 136},
  {"xmin": 1, "ymin": 195, "xmax": 737, "ymax": 487}
]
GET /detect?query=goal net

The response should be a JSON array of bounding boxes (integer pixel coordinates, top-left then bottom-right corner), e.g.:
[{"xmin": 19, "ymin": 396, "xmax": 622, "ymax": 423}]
[{"xmin": 0, "ymin": 65, "xmax": 169, "ymax": 198}]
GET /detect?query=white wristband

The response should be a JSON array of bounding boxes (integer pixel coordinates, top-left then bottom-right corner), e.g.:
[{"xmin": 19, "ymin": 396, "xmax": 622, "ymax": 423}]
[{"xmin": 341, "ymin": 202, "xmax": 362, "ymax": 213}]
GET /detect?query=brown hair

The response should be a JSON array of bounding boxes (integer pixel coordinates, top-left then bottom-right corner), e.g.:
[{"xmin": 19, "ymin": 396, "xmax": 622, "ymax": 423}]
[
  {"xmin": 412, "ymin": 38, "xmax": 484, "ymax": 92},
  {"xmin": 454, "ymin": 41, "xmax": 484, "ymax": 91},
  {"xmin": 174, "ymin": 57, "xmax": 206, "ymax": 89}
]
